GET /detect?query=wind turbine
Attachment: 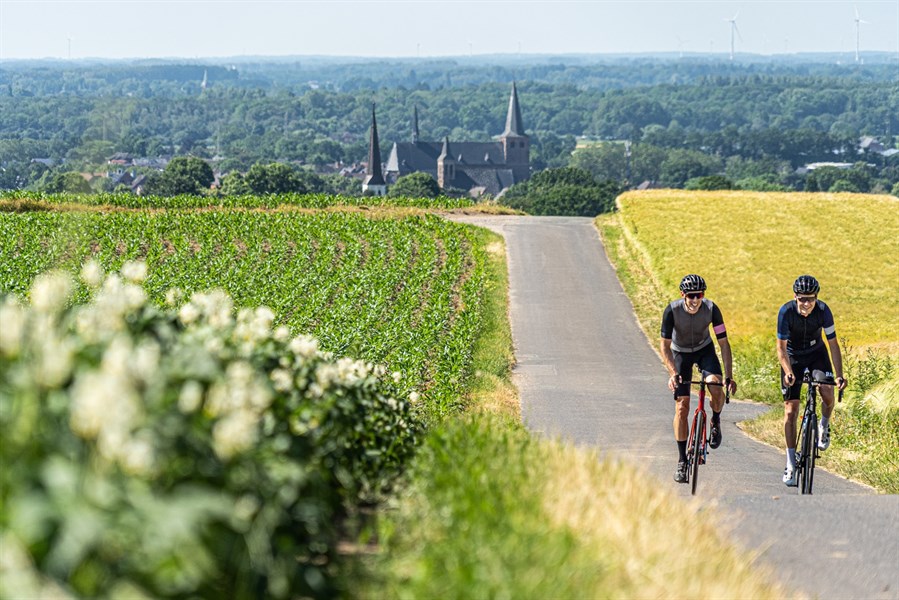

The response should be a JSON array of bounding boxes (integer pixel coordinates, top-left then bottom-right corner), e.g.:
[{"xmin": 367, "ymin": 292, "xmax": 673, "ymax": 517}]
[
  {"xmin": 676, "ymin": 35, "xmax": 689, "ymax": 59},
  {"xmin": 854, "ymin": 5, "xmax": 868, "ymax": 64},
  {"xmin": 724, "ymin": 12, "xmax": 742, "ymax": 61}
]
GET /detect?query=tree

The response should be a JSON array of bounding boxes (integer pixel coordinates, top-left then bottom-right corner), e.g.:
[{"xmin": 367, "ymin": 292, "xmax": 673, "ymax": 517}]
[
  {"xmin": 42, "ymin": 171, "xmax": 92, "ymax": 194},
  {"xmin": 151, "ymin": 156, "xmax": 214, "ymax": 196},
  {"xmin": 245, "ymin": 162, "xmax": 306, "ymax": 194},
  {"xmin": 659, "ymin": 149, "xmax": 721, "ymax": 188},
  {"xmin": 685, "ymin": 175, "xmax": 734, "ymax": 190},
  {"xmin": 388, "ymin": 172, "xmax": 441, "ymax": 198},
  {"xmin": 500, "ymin": 167, "xmax": 621, "ymax": 217},
  {"xmin": 220, "ymin": 172, "xmax": 251, "ymax": 196}
]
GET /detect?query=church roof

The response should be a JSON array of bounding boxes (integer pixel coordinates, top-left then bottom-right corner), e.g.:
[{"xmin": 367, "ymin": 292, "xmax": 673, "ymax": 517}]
[
  {"xmin": 363, "ymin": 104, "xmax": 385, "ymax": 187},
  {"xmin": 502, "ymin": 82, "xmax": 526, "ymax": 137},
  {"xmin": 387, "ymin": 141, "xmax": 506, "ymax": 175}
]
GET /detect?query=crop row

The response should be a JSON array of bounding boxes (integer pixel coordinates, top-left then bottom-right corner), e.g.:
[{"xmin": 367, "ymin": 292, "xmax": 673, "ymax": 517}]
[
  {"xmin": 0, "ymin": 211, "xmax": 486, "ymax": 421},
  {"xmin": 1, "ymin": 190, "xmax": 474, "ymax": 210}
]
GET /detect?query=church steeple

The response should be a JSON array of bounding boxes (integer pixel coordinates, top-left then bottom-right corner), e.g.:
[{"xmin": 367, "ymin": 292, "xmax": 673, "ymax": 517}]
[
  {"xmin": 412, "ymin": 105, "xmax": 420, "ymax": 143},
  {"xmin": 362, "ymin": 103, "xmax": 386, "ymax": 195},
  {"xmin": 502, "ymin": 81, "xmax": 525, "ymax": 137},
  {"xmin": 500, "ymin": 82, "xmax": 529, "ymax": 183},
  {"xmin": 437, "ymin": 136, "xmax": 456, "ymax": 189}
]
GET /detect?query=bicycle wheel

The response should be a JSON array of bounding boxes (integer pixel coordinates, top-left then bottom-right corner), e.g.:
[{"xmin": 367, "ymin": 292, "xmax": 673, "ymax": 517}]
[
  {"xmin": 806, "ymin": 418, "xmax": 818, "ymax": 494},
  {"xmin": 691, "ymin": 416, "xmax": 704, "ymax": 495},
  {"xmin": 800, "ymin": 414, "xmax": 815, "ymax": 495}
]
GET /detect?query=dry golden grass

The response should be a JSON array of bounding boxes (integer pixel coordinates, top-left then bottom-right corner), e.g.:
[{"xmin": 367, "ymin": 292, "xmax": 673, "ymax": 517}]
[
  {"xmin": 540, "ymin": 442, "xmax": 795, "ymax": 598},
  {"xmin": 616, "ymin": 190, "xmax": 899, "ymax": 348}
]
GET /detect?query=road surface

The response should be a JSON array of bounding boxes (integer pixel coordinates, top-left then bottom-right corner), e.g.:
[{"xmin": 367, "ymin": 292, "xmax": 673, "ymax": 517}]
[{"xmin": 451, "ymin": 214, "xmax": 898, "ymax": 600}]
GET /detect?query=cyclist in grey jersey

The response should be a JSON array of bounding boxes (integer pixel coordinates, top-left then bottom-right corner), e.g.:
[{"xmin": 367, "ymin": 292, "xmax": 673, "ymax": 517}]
[{"xmin": 660, "ymin": 274, "xmax": 737, "ymax": 484}]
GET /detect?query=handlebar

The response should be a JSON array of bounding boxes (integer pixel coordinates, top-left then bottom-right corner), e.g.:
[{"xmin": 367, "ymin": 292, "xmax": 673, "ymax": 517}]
[{"xmin": 800, "ymin": 371, "xmax": 845, "ymax": 403}]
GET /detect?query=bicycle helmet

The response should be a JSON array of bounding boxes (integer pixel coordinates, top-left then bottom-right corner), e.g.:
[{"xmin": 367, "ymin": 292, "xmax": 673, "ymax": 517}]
[
  {"xmin": 793, "ymin": 275, "xmax": 820, "ymax": 295},
  {"xmin": 679, "ymin": 274, "xmax": 707, "ymax": 293}
]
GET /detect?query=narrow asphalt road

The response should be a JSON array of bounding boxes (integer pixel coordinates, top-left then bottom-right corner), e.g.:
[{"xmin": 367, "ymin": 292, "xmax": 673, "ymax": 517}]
[{"xmin": 450, "ymin": 214, "xmax": 899, "ymax": 600}]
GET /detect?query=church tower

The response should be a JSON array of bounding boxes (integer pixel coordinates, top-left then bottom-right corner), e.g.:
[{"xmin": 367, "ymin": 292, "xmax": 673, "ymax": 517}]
[
  {"xmin": 437, "ymin": 137, "xmax": 456, "ymax": 189},
  {"xmin": 500, "ymin": 82, "xmax": 530, "ymax": 182},
  {"xmin": 362, "ymin": 104, "xmax": 387, "ymax": 196}
]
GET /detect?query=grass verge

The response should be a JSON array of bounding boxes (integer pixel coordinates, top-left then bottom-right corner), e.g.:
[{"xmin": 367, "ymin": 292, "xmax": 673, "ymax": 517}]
[{"xmin": 341, "ymin": 219, "xmax": 792, "ymax": 598}]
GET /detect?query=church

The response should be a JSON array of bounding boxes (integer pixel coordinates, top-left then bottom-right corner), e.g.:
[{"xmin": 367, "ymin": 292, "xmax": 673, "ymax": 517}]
[{"xmin": 362, "ymin": 83, "xmax": 531, "ymax": 197}]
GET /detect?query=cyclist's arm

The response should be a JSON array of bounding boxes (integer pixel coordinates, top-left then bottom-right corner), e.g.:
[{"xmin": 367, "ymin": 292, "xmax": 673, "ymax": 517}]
[
  {"xmin": 660, "ymin": 305, "xmax": 679, "ymax": 389},
  {"xmin": 710, "ymin": 304, "xmax": 733, "ymax": 381},
  {"xmin": 718, "ymin": 336, "xmax": 734, "ymax": 380},
  {"xmin": 660, "ymin": 338, "xmax": 680, "ymax": 392},
  {"xmin": 776, "ymin": 338, "xmax": 794, "ymax": 384},
  {"xmin": 827, "ymin": 336, "xmax": 847, "ymax": 389},
  {"xmin": 820, "ymin": 303, "xmax": 846, "ymax": 389}
]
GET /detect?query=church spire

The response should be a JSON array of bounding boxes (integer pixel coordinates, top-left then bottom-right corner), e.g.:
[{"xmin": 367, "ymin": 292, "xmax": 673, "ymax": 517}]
[
  {"xmin": 362, "ymin": 103, "xmax": 386, "ymax": 195},
  {"xmin": 412, "ymin": 105, "xmax": 420, "ymax": 143},
  {"xmin": 502, "ymin": 81, "xmax": 525, "ymax": 137}
]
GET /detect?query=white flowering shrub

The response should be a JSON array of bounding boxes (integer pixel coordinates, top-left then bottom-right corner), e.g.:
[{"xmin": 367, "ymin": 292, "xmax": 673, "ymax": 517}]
[{"xmin": 0, "ymin": 263, "xmax": 418, "ymax": 599}]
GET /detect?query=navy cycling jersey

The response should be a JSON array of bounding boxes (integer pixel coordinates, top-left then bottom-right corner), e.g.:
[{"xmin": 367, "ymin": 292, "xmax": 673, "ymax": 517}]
[
  {"xmin": 660, "ymin": 298, "xmax": 727, "ymax": 353},
  {"xmin": 776, "ymin": 299, "xmax": 836, "ymax": 357}
]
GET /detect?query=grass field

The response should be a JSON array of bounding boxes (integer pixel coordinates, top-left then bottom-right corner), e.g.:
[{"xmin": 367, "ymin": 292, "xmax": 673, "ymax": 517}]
[{"xmin": 598, "ymin": 189, "xmax": 899, "ymax": 492}]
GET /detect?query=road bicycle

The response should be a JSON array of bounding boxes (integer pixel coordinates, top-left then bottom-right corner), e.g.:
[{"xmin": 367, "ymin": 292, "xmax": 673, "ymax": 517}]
[
  {"xmin": 794, "ymin": 370, "xmax": 843, "ymax": 495},
  {"xmin": 677, "ymin": 378, "xmax": 730, "ymax": 495}
]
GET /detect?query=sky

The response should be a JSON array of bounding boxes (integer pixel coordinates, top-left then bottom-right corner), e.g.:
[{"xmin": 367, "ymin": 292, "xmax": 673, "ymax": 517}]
[{"xmin": 1, "ymin": 0, "xmax": 897, "ymax": 61}]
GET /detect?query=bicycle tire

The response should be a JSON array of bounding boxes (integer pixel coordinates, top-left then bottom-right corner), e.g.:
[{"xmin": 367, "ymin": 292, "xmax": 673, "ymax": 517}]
[
  {"xmin": 807, "ymin": 418, "xmax": 818, "ymax": 494},
  {"xmin": 800, "ymin": 413, "xmax": 815, "ymax": 495},
  {"xmin": 691, "ymin": 417, "xmax": 704, "ymax": 495}
]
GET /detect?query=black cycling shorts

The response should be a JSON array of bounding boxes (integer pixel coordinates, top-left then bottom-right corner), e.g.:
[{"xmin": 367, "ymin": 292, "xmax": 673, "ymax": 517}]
[
  {"xmin": 673, "ymin": 343, "xmax": 722, "ymax": 397},
  {"xmin": 781, "ymin": 345, "xmax": 834, "ymax": 401}
]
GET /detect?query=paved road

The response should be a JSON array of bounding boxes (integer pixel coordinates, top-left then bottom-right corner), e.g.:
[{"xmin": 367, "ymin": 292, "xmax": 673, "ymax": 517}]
[{"xmin": 450, "ymin": 214, "xmax": 899, "ymax": 600}]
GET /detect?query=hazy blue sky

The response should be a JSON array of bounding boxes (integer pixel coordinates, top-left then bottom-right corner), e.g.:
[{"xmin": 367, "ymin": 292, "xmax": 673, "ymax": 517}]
[{"xmin": 1, "ymin": 1, "xmax": 897, "ymax": 60}]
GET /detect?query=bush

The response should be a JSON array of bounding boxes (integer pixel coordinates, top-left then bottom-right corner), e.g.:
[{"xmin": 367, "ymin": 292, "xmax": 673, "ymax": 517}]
[
  {"xmin": 501, "ymin": 167, "xmax": 622, "ymax": 216},
  {"xmin": 685, "ymin": 175, "xmax": 734, "ymax": 191},
  {"xmin": 0, "ymin": 263, "xmax": 418, "ymax": 598}
]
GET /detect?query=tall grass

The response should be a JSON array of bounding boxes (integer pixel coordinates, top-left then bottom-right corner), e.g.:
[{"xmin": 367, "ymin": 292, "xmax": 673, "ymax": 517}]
[
  {"xmin": 351, "ymin": 416, "xmax": 791, "ymax": 599},
  {"xmin": 598, "ymin": 190, "xmax": 899, "ymax": 492}
]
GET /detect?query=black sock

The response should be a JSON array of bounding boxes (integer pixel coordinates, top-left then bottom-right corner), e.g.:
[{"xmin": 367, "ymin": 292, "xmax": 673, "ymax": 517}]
[
  {"xmin": 677, "ymin": 440, "xmax": 687, "ymax": 462},
  {"xmin": 712, "ymin": 410, "xmax": 721, "ymax": 424}
]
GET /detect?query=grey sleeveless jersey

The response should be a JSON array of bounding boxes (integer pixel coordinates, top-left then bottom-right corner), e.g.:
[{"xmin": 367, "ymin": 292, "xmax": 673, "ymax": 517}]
[{"xmin": 661, "ymin": 298, "xmax": 718, "ymax": 353}]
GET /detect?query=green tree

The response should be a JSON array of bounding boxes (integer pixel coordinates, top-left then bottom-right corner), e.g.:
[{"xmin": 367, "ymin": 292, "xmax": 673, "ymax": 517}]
[
  {"xmin": 659, "ymin": 149, "xmax": 722, "ymax": 188},
  {"xmin": 501, "ymin": 167, "xmax": 621, "ymax": 217},
  {"xmin": 220, "ymin": 172, "xmax": 252, "ymax": 196},
  {"xmin": 388, "ymin": 172, "xmax": 441, "ymax": 198},
  {"xmin": 685, "ymin": 175, "xmax": 734, "ymax": 190},
  {"xmin": 151, "ymin": 156, "xmax": 214, "ymax": 196},
  {"xmin": 42, "ymin": 171, "xmax": 92, "ymax": 194},
  {"xmin": 245, "ymin": 162, "xmax": 306, "ymax": 194}
]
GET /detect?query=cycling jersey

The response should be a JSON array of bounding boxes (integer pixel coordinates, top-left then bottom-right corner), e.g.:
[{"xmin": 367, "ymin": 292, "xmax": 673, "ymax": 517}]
[
  {"xmin": 776, "ymin": 300, "xmax": 836, "ymax": 357},
  {"xmin": 660, "ymin": 298, "xmax": 727, "ymax": 353}
]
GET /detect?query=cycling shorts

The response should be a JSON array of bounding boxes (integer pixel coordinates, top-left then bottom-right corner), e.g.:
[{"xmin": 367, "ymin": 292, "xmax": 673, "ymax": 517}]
[
  {"xmin": 673, "ymin": 343, "xmax": 722, "ymax": 397},
  {"xmin": 781, "ymin": 345, "xmax": 834, "ymax": 401}
]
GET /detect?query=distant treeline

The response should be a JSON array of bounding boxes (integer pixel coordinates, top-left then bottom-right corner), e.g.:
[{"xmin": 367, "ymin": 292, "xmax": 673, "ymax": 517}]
[{"xmin": 0, "ymin": 58, "xmax": 896, "ymax": 193}]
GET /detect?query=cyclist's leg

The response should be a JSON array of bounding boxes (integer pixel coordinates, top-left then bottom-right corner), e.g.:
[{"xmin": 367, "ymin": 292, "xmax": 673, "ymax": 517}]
[
  {"xmin": 781, "ymin": 357, "xmax": 804, "ymax": 484},
  {"xmin": 810, "ymin": 348, "xmax": 836, "ymax": 418},
  {"xmin": 672, "ymin": 350, "xmax": 693, "ymax": 443},
  {"xmin": 673, "ymin": 350, "xmax": 693, "ymax": 482},
  {"xmin": 698, "ymin": 344, "xmax": 725, "ymax": 413},
  {"xmin": 810, "ymin": 347, "xmax": 836, "ymax": 449}
]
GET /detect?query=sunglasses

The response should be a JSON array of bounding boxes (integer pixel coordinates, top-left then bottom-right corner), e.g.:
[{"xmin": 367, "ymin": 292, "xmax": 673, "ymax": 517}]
[
  {"xmin": 685, "ymin": 292, "xmax": 704, "ymax": 300},
  {"xmin": 796, "ymin": 296, "xmax": 817, "ymax": 304}
]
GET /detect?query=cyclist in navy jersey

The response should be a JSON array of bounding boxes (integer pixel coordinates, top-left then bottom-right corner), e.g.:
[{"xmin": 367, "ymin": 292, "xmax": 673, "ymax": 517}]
[
  {"xmin": 777, "ymin": 274, "xmax": 847, "ymax": 487},
  {"xmin": 661, "ymin": 274, "xmax": 737, "ymax": 484}
]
